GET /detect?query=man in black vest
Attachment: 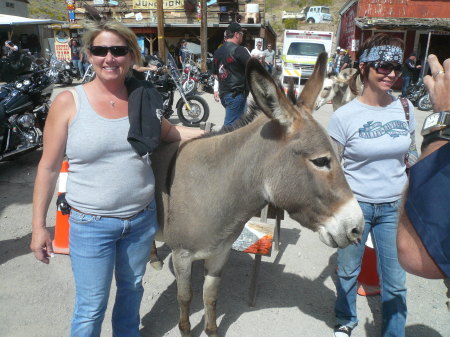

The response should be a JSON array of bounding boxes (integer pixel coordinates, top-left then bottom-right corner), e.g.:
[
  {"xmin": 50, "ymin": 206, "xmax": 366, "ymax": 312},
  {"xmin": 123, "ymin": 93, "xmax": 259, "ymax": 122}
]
[{"xmin": 213, "ymin": 22, "xmax": 251, "ymax": 126}]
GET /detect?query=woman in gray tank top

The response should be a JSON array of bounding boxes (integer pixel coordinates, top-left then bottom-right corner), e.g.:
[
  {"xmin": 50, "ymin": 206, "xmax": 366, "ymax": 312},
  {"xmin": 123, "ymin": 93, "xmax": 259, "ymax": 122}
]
[{"xmin": 30, "ymin": 20, "xmax": 204, "ymax": 337}]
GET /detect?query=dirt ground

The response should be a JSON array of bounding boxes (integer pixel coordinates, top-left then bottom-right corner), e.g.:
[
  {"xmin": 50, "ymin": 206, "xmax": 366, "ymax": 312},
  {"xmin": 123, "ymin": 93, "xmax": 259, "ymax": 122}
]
[{"xmin": 0, "ymin": 85, "xmax": 448, "ymax": 337}]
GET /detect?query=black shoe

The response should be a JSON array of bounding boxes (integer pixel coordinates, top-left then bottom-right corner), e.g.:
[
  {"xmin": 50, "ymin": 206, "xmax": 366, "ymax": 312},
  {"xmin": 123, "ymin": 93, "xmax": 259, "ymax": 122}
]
[{"xmin": 334, "ymin": 324, "xmax": 352, "ymax": 337}]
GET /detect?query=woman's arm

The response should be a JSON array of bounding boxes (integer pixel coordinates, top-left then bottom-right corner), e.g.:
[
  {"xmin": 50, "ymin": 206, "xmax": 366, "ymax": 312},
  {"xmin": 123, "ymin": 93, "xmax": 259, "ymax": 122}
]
[
  {"xmin": 160, "ymin": 118, "xmax": 205, "ymax": 142},
  {"xmin": 30, "ymin": 91, "xmax": 74, "ymax": 264}
]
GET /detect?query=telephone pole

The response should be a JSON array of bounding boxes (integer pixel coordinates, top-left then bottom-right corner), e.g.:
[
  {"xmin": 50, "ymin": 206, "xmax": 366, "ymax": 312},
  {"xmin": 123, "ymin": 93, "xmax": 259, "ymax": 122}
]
[
  {"xmin": 156, "ymin": 0, "xmax": 165, "ymax": 62},
  {"xmin": 200, "ymin": 0, "xmax": 207, "ymax": 72}
]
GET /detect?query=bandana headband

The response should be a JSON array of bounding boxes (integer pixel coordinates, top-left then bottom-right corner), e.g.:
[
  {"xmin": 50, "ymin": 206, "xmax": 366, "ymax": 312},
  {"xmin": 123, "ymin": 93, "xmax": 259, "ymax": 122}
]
[{"xmin": 359, "ymin": 45, "xmax": 403, "ymax": 63}]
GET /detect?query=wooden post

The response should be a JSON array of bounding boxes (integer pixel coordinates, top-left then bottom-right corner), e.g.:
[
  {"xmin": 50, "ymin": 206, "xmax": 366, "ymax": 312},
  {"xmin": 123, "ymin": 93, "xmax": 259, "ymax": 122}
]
[
  {"xmin": 156, "ymin": 0, "xmax": 165, "ymax": 62},
  {"xmin": 200, "ymin": 0, "xmax": 208, "ymax": 72}
]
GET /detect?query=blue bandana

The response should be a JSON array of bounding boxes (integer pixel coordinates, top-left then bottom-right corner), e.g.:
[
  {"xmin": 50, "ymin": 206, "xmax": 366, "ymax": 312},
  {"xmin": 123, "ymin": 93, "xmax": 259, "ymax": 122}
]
[{"xmin": 359, "ymin": 45, "xmax": 403, "ymax": 63}]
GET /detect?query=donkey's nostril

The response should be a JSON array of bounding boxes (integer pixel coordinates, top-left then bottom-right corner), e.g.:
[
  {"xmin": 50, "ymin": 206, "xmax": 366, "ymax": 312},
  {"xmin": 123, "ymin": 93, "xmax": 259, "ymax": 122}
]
[{"xmin": 351, "ymin": 228, "xmax": 360, "ymax": 235}]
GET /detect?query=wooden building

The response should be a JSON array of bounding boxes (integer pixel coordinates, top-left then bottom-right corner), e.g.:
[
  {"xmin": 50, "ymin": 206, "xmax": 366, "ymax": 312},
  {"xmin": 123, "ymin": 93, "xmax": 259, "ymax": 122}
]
[
  {"xmin": 72, "ymin": 0, "xmax": 276, "ymax": 56},
  {"xmin": 337, "ymin": 0, "xmax": 450, "ymax": 76}
]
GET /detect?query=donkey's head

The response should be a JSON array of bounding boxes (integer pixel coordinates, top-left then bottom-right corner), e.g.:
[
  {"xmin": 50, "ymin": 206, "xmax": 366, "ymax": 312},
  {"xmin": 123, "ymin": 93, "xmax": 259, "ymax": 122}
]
[
  {"xmin": 315, "ymin": 74, "xmax": 338, "ymax": 110},
  {"xmin": 247, "ymin": 53, "xmax": 363, "ymax": 248}
]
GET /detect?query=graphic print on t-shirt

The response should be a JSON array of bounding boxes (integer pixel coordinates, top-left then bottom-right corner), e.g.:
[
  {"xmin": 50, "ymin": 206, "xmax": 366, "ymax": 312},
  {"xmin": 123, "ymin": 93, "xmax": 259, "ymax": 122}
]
[{"xmin": 359, "ymin": 120, "xmax": 409, "ymax": 139}]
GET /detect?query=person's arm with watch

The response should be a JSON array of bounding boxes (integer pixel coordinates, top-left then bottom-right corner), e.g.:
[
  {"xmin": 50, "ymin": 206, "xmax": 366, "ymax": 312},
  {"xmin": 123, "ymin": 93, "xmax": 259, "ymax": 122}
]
[{"xmin": 397, "ymin": 54, "xmax": 450, "ymax": 279}]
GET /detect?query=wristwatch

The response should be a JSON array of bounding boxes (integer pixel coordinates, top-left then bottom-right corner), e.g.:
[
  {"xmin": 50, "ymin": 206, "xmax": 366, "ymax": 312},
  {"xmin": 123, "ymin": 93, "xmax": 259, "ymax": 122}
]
[{"xmin": 421, "ymin": 111, "xmax": 450, "ymax": 143}]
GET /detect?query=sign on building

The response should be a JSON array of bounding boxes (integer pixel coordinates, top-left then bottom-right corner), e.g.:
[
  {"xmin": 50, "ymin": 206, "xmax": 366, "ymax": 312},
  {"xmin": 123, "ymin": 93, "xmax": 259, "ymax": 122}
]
[{"xmin": 133, "ymin": 0, "xmax": 184, "ymax": 10}]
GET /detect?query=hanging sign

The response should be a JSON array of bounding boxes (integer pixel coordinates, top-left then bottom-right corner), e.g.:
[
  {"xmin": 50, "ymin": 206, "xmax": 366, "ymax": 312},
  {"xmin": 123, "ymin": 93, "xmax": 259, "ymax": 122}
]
[
  {"xmin": 133, "ymin": 0, "xmax": 184, "ymax": 10},
  {"xmin": 53, "ymin": 29, "xmax": 71, "ymax": 61}
]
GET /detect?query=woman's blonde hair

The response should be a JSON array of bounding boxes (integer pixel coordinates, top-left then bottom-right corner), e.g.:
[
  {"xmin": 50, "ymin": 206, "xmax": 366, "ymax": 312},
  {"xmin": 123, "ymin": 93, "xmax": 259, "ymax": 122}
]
[{"xmin": 81, "ymin": 20, "xmax": 142, "ymax": 66}]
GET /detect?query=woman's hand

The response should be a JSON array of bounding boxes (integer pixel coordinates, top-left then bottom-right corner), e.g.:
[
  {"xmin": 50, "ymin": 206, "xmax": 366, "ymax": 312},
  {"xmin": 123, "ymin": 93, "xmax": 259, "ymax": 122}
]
[{"xmin": 30, "ymin": 226, "xmax": 54, "ymax": 264}]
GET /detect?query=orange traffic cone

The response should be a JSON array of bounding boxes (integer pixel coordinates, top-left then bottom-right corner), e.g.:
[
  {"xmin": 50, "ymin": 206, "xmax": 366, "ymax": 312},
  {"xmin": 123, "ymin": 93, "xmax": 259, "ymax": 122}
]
[
  {"xmin": 357, "ymin": 234, "xmax": 380, "ymax": 296},
  {"xmin": 52, "ymin": 161, "xmax": 70, "ymax": 255}
]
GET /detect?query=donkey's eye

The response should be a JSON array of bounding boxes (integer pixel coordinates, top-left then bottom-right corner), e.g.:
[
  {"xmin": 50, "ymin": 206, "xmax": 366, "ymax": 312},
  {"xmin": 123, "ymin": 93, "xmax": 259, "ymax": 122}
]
[{"xmin": 311, "ymin": 157, "xmax": 330, "ymax": 168}]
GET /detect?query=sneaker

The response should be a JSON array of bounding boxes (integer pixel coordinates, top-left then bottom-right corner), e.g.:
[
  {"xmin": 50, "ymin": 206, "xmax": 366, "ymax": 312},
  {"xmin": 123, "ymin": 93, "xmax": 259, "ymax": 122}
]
[{"xmin": 334, "ymin": 324, "xmax": 353, "ymax": 337}]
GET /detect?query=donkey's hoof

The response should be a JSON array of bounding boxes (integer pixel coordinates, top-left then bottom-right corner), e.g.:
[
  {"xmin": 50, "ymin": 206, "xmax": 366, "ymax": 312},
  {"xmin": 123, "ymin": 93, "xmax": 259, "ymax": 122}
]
[{"xmin": 150, "ymin": 259, "xmax": 163, "ymax": 270}]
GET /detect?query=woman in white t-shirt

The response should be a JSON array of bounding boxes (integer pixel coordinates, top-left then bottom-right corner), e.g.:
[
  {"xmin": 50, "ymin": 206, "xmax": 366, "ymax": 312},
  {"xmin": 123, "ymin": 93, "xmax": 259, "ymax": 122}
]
[{"xmin": 328, "ymin": 34, "xmax": 418, "ymax": 337}]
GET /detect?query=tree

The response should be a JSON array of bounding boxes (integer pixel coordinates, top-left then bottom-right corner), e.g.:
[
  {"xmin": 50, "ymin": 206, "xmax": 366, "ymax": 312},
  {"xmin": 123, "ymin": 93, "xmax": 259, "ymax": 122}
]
[{"xmin": 283, "ymin": 18, "xmax": 298, "ymax": 30}]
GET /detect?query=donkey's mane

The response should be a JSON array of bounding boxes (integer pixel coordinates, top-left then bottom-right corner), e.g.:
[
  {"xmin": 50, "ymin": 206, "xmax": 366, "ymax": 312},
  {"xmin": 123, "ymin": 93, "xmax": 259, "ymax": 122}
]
[{"xmin": 200, "ymin": 103, "xmax": 261, "ymax": 139}]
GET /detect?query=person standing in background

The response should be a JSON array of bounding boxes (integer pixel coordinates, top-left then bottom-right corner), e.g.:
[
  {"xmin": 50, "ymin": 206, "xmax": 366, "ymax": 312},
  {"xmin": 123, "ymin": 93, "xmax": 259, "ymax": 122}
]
[
  {"xmin": 401, "ymin": 53, "xmax": 421, "ymax": 97},
  {"xmin": 213, "ymin": 22, "xmax": 251, "ymax": 125},
  {"xmin": 263, "ymin": 43, "xmax": 275, "ymax": 75},
  {"xmin": 70, "ymin": 39, "xmax": 83, "ymax": 78},
  {"xmin": 250, "ymin": 40, "xmax": 264, "ymax": 63}
]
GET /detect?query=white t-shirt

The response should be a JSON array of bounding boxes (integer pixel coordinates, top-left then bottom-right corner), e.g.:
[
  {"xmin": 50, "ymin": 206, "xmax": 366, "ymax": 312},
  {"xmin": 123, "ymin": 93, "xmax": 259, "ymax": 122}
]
[
  {"xmin": 251, "ymin": 48, "xmax": 264, "ymax": 61},
  {"xmin": 328, "ymin": 97, "xmax": 415, "ymax": 203}
]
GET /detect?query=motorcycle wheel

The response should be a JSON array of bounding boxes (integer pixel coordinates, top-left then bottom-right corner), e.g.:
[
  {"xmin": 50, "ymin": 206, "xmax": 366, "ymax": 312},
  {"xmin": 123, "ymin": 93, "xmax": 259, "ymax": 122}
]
[
  {"xmin": 182, "ymin": 78, "xmax": 198, "ymax": 95},
  {"xmin": 63, "ymin": 73, "xmax": 73, "ymax": 85},
  {"xmin": 417, "ymin": 94, "xmax": 433, "ymax": 111},
  {"xmin": 176, "ymin": 95, "xmax": 209, "ymax": 127}
]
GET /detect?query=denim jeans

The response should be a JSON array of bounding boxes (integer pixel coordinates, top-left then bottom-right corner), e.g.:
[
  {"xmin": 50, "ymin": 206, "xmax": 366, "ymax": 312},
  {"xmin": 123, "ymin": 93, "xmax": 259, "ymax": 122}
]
[
  {"xmin": 72, "ymin": 59, "xmax": 83, "ymax": 77},
  {"xmin": 69, "ymin": 200, "xmax": 159, "ymax": 337},
  {"xmin": 221, "ymin": 92, "xmax": 247, "ymax": 126},
  {"xmin": 335, "ymin": 200, "xmax": 407, "ymax": 337},
  {"xmin": 265, "ymin": 64, "xmax": 273, "ymax": 75},
  {"xmin": 401, "ymin": 76, "xmax": 412, "ymax": 97}
]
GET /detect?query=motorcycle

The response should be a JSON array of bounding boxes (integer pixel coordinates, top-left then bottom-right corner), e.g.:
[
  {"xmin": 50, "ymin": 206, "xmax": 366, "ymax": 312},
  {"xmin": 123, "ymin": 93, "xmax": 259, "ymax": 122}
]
[
  {"xmin": 0, "ymin": 51, "xmax": 34, "ymax": 83},
  {"xmin": 81, "ymin": 64, "xmax": 96, "ymax": 83},
  {"xmin": 0, "ymin": 69, "xmax": 53, "ymax": 161},
  {"xmin": 406, "ymin": 78, "xmax": 432, "ymax": 111},
  {"xmin": 181, "ymin": 53, "xmax": 216, "ymax": 95},
  {"xmin": 46, "ymin": 50, "xmax": 74, "ymax": 85},
  {"xmin": 145, "ymin": 54, "xmax": 209, "ymax": 127},
  {"xmin": 181, "ymin": 60, "xmax": 199, "ymax": 95}
]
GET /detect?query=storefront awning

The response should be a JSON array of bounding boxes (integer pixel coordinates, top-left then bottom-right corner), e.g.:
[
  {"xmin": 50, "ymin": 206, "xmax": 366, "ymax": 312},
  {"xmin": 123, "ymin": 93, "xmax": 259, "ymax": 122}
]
[
  {"xmin": 355, "ymin": 17, "xmax": 450, "ymax": 32},
  {"xmin": 0, "ymin": 14, "xmax": 64, "ymax": 27}
]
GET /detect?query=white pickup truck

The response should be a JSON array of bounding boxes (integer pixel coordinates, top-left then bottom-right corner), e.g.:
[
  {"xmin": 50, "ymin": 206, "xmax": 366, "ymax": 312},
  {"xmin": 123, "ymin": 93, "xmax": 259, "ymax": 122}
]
[{"xmin": 282, "ymin": 6, "xmax": 332, "ymax": 24}]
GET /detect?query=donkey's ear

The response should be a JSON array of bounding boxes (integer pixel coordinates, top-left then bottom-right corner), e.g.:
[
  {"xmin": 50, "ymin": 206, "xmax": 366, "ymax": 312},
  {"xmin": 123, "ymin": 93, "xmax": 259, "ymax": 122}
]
[
  {"xmin": 297, "ymin": 52, "xmax": 327, "ymax": 114},
  {"xmin": 247, "ymin": 58, "xmax": 294, "ymax": 126}
]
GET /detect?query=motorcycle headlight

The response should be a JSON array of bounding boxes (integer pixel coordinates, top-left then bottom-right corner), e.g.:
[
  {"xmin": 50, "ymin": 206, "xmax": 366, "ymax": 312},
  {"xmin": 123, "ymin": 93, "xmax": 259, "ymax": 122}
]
[
  {"xmin": 23, "ymin": 80, "xmax": 31, "ymax": 86},
  {"xmin": 15, "ymin": 82, "xmax": 23, "ymax": 89},
  {"xmin": 16, "ymin": 113, "xmax": 36, "ymax": 129}
]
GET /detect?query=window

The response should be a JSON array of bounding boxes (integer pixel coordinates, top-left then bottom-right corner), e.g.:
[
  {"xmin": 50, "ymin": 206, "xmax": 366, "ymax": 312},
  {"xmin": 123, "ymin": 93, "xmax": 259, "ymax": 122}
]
[
  {"xmin": 6, "ymin": 2, "xmax": 15, "ymax": 8},
  {"xmin": 287, "ymin": 43, "xmax": 325, "ymax": 57}
]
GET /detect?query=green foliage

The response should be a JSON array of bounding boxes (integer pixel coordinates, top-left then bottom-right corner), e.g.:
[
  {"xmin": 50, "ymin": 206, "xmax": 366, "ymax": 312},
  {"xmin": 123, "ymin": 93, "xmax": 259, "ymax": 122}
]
[
  {"xmin": 28, "ymin": 0, "xmax": 67, "ymax": 21},
  {"xmin": 283, "ymin": 18, "xmax": 298, "ymax": 30}
]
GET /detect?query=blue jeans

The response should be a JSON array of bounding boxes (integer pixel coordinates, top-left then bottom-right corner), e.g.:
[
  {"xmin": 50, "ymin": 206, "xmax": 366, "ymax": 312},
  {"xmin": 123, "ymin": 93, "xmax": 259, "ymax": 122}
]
[
  {"xmin": 335, "ymin": 200, "xmax": 407, "ymax": 337},
  {"xmin": 265, "ymin": 64, "xmax": 273, "ymax": 74},
  {"xmin": 221, "ymin": 92, "xmax": 247, "ymax": 126},
  {"xmin": 72, "ymin": 59, "xmax": 83, "ymax": 77},
  {"xmin": 69, "ymin": 200, "xmax": 159, "ymax": 337},
  {"xmin": 401, "ymin": 76, "xmax": 412, "ymax": 97}
]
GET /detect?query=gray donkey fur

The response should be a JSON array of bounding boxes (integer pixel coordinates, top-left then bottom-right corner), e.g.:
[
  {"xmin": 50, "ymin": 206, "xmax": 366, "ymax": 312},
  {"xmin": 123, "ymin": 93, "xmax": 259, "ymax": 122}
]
[{"xmin": 150, "ymin": 53, "xmax": 364, "ymax": 337}]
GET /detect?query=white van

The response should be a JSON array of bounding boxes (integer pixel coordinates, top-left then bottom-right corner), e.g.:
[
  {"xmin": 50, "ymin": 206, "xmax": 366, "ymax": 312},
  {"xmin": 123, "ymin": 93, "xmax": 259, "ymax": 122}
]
[{"xmin": 281, "ymin": 30, "xmax": 333, "ymax": 86}]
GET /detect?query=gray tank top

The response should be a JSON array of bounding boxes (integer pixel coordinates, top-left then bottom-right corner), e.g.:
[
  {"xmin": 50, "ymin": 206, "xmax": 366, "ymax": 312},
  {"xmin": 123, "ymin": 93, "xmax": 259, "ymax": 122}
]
[{"xmin": 65, "ymin": 85, "xmax": 155, "ymax": 217}]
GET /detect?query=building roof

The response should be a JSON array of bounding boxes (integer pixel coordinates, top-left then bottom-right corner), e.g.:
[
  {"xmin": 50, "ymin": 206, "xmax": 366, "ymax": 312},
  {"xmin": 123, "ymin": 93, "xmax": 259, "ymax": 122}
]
[
  {"xmin": 0, "ymin": 14, "xmax": 64, "ymax": 26},
  {"xmin": 355, "ymin": 17, "xmax": 450, "ymax": 32}
]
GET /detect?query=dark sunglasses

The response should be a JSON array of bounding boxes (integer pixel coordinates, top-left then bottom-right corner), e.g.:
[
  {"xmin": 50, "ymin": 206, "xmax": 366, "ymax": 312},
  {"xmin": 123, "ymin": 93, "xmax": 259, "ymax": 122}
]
[
  {"xmin": 89, "ymin": 45, "xmax": 130, "ymax": 57},
  {"xmin": 370, "ymin": 61, "xmax": 402, "ymax": 75}
]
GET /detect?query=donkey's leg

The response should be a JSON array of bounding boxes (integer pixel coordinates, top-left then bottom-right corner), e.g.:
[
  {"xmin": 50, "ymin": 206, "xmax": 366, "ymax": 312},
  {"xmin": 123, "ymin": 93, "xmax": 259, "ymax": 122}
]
[
  {"xmin": 149, "ymin": 240, "xmax": 162, "ymax": 270},
  {"xmin": 203, "ymin": 250, "xmax": 231, "ymax": 337},
  {"xmin": 172, "ymin": 249, "xmax": 194, "ymax": 337}
]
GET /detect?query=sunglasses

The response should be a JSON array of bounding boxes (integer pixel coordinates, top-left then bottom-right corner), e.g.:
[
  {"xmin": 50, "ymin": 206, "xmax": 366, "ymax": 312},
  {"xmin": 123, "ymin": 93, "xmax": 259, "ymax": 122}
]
[
  {"xmin": 370, "ymin": 61, "xmax": 402, "ymax": 75},
  {"xmin": 89, "ymin": 45, "xmax": 130, "ymax": 57}
]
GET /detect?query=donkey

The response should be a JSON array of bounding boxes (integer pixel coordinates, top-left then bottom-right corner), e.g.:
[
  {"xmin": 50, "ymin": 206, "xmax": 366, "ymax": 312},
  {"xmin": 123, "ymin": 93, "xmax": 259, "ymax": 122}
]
[
  {"xmin": 315, "ymin": 68, "xmax": 363, "ymax": 111},
  {"xmin": 151, "ymin": 53, "xmax": 364, "ymax": 337}
]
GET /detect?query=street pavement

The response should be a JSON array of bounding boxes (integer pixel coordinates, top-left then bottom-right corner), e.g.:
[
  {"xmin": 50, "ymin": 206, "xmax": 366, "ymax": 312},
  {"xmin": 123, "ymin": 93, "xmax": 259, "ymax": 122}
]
[{"xmin": 0, "ymin": 81, "xmax": 448, "ymax": 337}]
